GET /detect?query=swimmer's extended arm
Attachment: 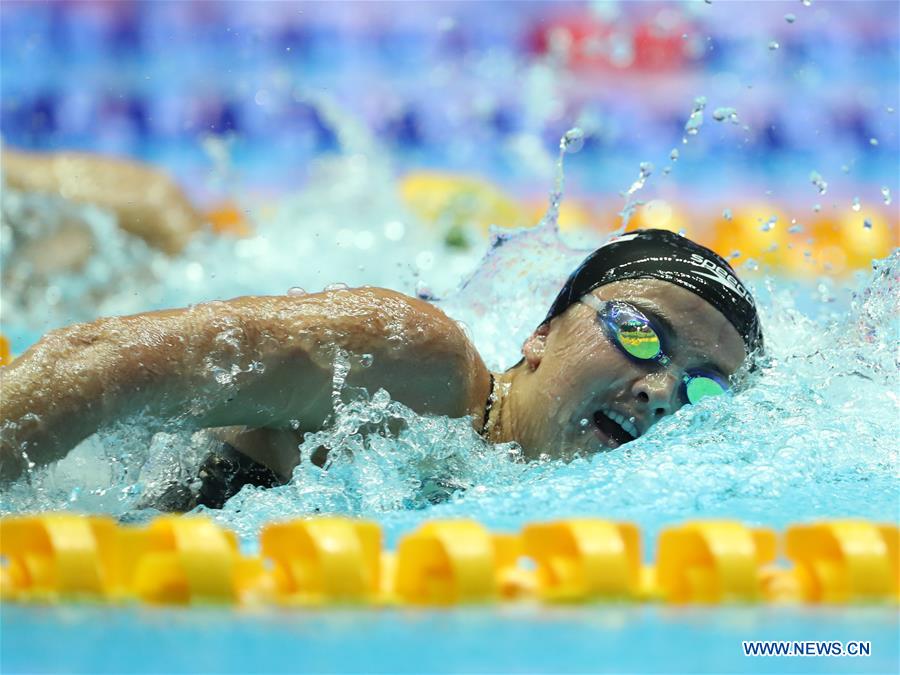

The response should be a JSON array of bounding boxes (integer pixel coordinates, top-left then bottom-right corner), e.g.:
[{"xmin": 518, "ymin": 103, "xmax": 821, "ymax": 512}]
[
  {"xmin": 0, "ymin": 288, "xmax": 491, "ymax": 481},
  {"xmin": 1, "ymin": 148, "xmax": 203, "ymax": 254}
]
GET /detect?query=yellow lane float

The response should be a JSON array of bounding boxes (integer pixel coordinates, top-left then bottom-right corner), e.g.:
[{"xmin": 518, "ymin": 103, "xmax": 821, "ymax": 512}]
[{"xmin": 1, "ymin": 514, "xmax": 897, "ymax": 608}]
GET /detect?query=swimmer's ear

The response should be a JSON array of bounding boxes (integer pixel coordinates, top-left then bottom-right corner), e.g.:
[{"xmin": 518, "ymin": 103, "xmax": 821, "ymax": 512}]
[{"xmin": 522, "ymin": 322, "xmax": 551, "ymax": 370}]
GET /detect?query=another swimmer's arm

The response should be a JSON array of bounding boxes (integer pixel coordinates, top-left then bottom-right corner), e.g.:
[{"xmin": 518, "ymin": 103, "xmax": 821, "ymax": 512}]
[
  {"xmin": 1, "ymin": 148, "xmax": 203, "ymax": 254},
  {"xmin": 0, "ymin": 288, "xmax": 490, "ymax": 481}
]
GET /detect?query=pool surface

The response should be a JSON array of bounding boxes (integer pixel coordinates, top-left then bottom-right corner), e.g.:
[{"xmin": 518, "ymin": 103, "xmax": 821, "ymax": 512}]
[{"xmin": 3, "ymin": 604, "xmax": 897, "ymax": 674}]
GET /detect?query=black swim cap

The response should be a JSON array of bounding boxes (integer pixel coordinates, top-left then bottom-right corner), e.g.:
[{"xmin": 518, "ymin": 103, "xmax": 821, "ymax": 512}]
[{"xmin": 544, "ymin": 229, "xmax": 763, "ymax": 355}]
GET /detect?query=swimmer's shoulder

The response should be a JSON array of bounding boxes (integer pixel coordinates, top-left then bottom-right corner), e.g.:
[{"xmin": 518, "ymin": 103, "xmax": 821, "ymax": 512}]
[{"xmin": 349, "ymin": 287, "xmax": 493, "ymax": 422}]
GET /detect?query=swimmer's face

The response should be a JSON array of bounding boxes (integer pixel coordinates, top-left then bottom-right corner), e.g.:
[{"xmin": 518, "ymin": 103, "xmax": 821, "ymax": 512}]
[{"xmin": 511, "ymin": 278, "xmax": 747, "ymax": 460}]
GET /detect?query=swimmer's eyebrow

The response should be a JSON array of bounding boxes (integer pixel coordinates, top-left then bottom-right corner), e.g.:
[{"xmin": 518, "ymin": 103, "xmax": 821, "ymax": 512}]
[{"xmin": 628, "ymin": 300, "xmax": 730, "ymax": 376}]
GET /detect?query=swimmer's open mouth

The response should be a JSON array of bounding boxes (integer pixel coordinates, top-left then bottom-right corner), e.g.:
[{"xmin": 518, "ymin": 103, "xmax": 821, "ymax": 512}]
[{"xmin": 593, "ymin": 409, "xmax": 638, "ymax": 446}]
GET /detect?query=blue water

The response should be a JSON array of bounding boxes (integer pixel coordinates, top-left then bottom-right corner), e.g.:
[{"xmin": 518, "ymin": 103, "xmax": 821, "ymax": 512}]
[{"xmin": 2, "ymin": 604, "xmax": 897, "ymax": 674}]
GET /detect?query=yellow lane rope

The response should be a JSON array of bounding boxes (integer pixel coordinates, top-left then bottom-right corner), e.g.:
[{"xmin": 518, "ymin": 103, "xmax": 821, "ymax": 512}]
[{"xmin": 1, "ymin": 515, "xmax": 896, "ymax": 607}]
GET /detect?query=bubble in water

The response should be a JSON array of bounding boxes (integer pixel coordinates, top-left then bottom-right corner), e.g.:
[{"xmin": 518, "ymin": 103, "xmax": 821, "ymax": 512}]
[
  {"xmin": 562, "ymin": 127, "xmax": 585, "ymax": 154},
  {"xmin": 768, "ymin": 40, "xmax": 780, "ymax": 51},
  {"xmin": 683, "ymin": 96, "xmax": 707, "ymax": 137},
  {"xmin": 851, "ymin": 197, "xmax": 861, "ymax": 212},
  {"xmin": 785, "ymin": 13, "xmax": 796, "ymax": 23},
  {"xmin": 869, "ymin": 137, "xmax": 879, "ymax": 146},
  {"xmin": 809, "ymin": 171, "xmax": 828, "ymax": 195},
  {"xmin": 325, "ymin": 282, "xmax": 350, "ymax": 292},
  {"xmin": 287, "ymin": 286, "xmax": 307, "ymax": 297},
  {"xmin": 360, "ymin": 353, "xmax": 374, "ymax": 368},
  {"xmin": 669, "ymin": 148, "xmax": 680, "ymax": 161},
  {"xmin": 723, "ymin": 208, "xmax": 733, "ymax": 221},
  {"xmin": 863, "ymin": 219, "xmax": 873, "ymax": 230},
  {"xmin": 414, "ymin": 280, "xmax": 436, "ymax": 300},
  {"xmin": 712, "ymin": 107, "xmax": 739, "ymax": 123},
  {"xmin": 881, "ymin": 187, "xmax": 892, "ymax": 205}
]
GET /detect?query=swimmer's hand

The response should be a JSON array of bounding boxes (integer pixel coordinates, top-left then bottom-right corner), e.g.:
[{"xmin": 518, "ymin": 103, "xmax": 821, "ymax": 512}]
[
  {"xmin": 0, "ymin": 288, "xmax": 491, "ymax": 482},
  {"xmin": 1, "ymin": 148, "xmax": 203, "ymax": 254}
]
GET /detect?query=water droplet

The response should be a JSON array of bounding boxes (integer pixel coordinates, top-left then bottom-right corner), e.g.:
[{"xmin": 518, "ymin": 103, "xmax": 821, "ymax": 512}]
[
  {"xmin": 384, "ymin": 220, "xmax": 406, "ymax": 241},
  {"xmin": 729, "ymin": 250, "xmax": 741, "ymax": 260},
  {"xmin": 579, "ymin": 418, "xmax": 590, "ymax": 428},
  {"xmin": 863, "ymin": 219, "xmax": 873, "ymax": 229},
  {"xmin": 768, "ymin": 40, "xmax": 780, "ymax": 51},
  {"xmin": 712, "ymin": 106, "xmax": 739, "ymax": 123},
  {"xmin": 683, "ymin": 96, "xmax": 707, "ymax": 137},
  {"xmin": 813, "ymin": 203, "xmax": 821, "ymax": 212},
  {"xmin": 562, "ymin": 127, "xmax": 585, "ymax": 154},
  {"xmin": 744, "ymin": 258, "xmax": 759, "ymax": 271},
  {"xmin": 287, "ymin": 286, "xmax": 307, "ymax": 297},
  {"xmin": 809, "ymin": 170, "xmax": 828, "ymax": 195},
  {"xmin": 360, "ymin": 353, "xmax": 374, "ymax": 368},
  {"xmin": 801, "ymin": 0, "xmax": 812, "ymax": 6},
  {"xmin": 887, "ymin": 106, "xmax": 896, "ymax": 114},
  {"xmin": 669, "ymin": 148, "xmax": 680, "ymax": 161},
  {"xmin": 723, "ymin": 208, "xmax": 733, "ymax": 221},
  {"xmin": 851, "ymin": 196, "xmax": 861, "ymax": 212},
  {"xmin": 415, "ymin": 280, "xmax": 435, "ymax": 300},
  {"xmin": 788, "ymin": 222, "xmax": 804, "ymax": 234},
  {"xmin": 760, "ymin": 215, "xmax": 777, "ymax": 232},
  {"xmin": 841, "ymin": 164, "xmax": 850, "ymax": 173},
  {"xmin": 624, "ymin": 162, "xmax": 653, "ymax": 196},
  {"xmin": 785, "ymin": 12, "xmax": 796, "ymax": 23},
  {"xmin": 869, "ymin": 137, "xmax": 879, "ymax": 146},
  {"xmin": 325, "ymin": 282, "xmax": 349, "ymax": 292},
  {"xmin": 881, "ymin": 186, "xmax": 892, "ymax": 205}
]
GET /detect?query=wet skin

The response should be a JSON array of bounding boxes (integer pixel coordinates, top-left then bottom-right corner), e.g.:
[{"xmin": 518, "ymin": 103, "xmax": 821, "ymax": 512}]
[
  {"xmin": 0, "ymin": 280, "xmax": 746, "ymax": 481},
  {"xmin": 487, "ymin": 278, "xmax": 747, "ymax": 460}
]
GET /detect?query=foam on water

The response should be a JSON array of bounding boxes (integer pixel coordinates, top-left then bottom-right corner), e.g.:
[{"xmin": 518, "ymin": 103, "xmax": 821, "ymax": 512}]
[{"xmin": 1, "ymin": 123, "xmax": 897, "ymax": 553}]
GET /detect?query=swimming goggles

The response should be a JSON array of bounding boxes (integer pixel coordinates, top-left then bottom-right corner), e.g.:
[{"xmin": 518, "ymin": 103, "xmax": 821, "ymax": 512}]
[{"xmin": 579, "ymin": 296, "xmax": 728, "ymax": 405}]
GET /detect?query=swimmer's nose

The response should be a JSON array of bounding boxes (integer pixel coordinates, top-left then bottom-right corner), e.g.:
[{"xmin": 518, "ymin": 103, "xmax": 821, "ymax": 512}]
[{"xmin": 632, "ymin": 371, "xmax": 680, "ymax": 419}]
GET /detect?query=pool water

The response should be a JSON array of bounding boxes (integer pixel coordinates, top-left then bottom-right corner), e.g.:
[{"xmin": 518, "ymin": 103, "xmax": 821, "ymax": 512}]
[
  {"xmin": 2, "ymin": 177, "xmax": 897, "ymax": 552},
  {"xmin": 2, "ymin": 604, "xmax": 898, "ymax": 674}
]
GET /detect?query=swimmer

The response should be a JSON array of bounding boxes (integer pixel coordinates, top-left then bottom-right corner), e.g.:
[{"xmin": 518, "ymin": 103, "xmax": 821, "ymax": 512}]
[
  {"xmin": 2, "ymin": 147, "xmax": 203, "ymax": 256},
  {"xmin": 0, "ymin": 229, "xmax": 762, "ymax": 509}
]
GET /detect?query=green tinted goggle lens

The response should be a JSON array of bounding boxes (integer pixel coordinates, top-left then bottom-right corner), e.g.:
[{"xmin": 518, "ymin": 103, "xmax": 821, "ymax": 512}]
[
  {"xmin": 684, "ymin": 375, "xmax": 726, "ymax": 404},
  {"xmin": 617, "ymin": 320, "xmax": 662, "ymax": 360}
]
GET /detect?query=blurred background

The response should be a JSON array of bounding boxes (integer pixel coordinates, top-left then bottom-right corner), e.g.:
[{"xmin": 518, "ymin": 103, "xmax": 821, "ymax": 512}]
[{"xmin": 1, "ymin": 0, "xmax": 898, "ymax": 340}]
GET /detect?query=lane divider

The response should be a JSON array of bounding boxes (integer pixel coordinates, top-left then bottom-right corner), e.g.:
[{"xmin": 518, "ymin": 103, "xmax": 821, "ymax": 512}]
[{"xmin": 1, "ymin": 515, "xmax": 896, "ymax": 606}]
